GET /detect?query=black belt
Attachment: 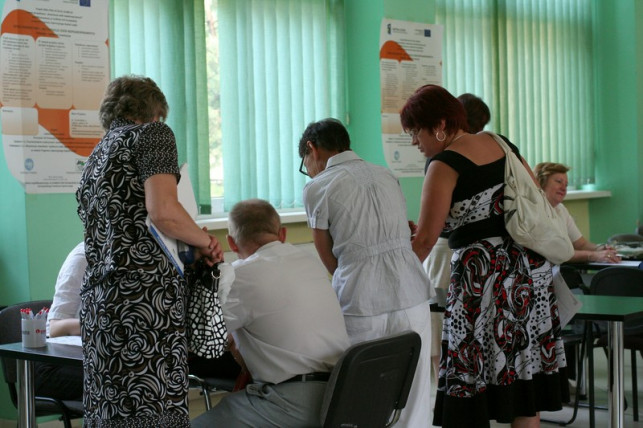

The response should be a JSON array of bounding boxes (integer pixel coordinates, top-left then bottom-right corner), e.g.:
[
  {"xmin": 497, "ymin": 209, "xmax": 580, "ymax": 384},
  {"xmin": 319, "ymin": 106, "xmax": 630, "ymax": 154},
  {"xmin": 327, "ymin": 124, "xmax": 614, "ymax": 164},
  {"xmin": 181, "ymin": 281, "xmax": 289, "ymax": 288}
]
[{"xmin": 282, "ymin": 372, "xmax": 330, "ymax": 383}]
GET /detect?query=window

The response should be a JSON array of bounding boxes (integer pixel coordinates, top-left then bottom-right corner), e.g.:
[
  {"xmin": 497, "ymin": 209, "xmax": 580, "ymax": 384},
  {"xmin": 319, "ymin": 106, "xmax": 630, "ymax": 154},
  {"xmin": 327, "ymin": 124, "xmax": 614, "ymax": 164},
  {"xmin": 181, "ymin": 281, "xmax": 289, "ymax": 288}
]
[
  {"xmin": 109, "ymin": 0, "xmax": 346, "ymax": 216},
  {"xmin": 436, "ymin": 0, "xmax": 594, "ymax": 189},
  {"xmin": 214, "ymin": 0, "xmax": 346, "ymax": 213}
]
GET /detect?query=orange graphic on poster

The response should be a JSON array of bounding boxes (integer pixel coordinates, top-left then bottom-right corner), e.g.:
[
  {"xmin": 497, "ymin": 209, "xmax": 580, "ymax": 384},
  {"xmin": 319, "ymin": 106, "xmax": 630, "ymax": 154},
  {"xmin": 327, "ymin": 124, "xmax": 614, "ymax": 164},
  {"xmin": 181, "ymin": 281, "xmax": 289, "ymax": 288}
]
[
  {"xmin": 379, "ymin": 40, "xmax": 412, "ymax": 62},
  {"xmin": 1, "ymin": 9, "xmax": 57, "ymax": 40},
  {"xmin": 1, "ymin": 9, "xmax": 100, "ymax": 156}
]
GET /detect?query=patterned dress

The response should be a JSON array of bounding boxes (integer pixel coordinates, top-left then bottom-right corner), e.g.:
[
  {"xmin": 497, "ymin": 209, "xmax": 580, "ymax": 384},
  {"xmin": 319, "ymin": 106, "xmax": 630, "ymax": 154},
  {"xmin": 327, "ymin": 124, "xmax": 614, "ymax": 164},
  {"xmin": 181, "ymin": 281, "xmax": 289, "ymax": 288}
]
[
  {"xmin": 76, "ymin": 118, "xmax": 190, "ymax": 428},
  {"xmin": 431, "ymin": 142, "xmax": 569, "ymax": 427}
]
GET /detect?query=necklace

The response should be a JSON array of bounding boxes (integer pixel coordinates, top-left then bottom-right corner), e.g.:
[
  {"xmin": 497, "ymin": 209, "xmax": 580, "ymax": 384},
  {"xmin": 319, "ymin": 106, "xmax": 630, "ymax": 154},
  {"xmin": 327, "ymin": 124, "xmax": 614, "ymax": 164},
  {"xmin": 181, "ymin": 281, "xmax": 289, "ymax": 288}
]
[{"xmin": 445, "ymin": 132, "xmax": 467, "ymax": 148}]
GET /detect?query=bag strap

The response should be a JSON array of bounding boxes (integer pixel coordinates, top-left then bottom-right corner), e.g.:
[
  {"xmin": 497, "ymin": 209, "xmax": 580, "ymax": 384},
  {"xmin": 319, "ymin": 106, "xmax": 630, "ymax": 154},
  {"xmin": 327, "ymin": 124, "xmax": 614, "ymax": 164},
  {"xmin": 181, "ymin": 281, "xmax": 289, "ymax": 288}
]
[
  {"xmin": 482, "ymin": 131, "xmax": 511, "ymax": 155},
  {"xmin": 208, "ymin": 264, "xmax": 221, "ymax": 292},
  {"xmin": 482, "ymin": 131, "xmax": 527, "ymax": 179}
]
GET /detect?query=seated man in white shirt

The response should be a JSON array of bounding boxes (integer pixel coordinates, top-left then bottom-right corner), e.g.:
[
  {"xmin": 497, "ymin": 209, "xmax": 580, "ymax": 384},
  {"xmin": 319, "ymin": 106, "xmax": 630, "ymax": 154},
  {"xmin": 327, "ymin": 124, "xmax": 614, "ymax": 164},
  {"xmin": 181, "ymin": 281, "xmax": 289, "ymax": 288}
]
[
  {"xmin": 35, "ymin": 242, "xmax": 86, "ymax": 400},
  {"xmin": 191, "ymin": 199, "xmax": 350, "ymax": 427}
]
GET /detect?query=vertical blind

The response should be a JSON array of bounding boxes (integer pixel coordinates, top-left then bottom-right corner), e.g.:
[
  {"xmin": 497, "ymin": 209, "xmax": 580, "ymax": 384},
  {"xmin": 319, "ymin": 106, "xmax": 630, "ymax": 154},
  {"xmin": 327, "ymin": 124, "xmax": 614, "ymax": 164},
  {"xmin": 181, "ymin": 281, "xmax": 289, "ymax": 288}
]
[
  {"xmin": 109, "ymin": 0, "xmax": 212, "ymax": 213},
  {"xmin": 437, "ymin": 0, "xmax": 594, "ymax": 188},
  {"xmin": 218, "ymin": 0, "xmax": 346, "ymax": 211}
]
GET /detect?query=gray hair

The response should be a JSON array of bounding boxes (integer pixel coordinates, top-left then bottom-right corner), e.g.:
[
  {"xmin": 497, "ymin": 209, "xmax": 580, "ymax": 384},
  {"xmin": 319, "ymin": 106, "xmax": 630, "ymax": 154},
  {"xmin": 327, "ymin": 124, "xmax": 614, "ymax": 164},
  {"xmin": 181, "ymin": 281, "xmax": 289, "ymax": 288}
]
[
  {"xmin": 228, "ymin": 199, "xmax": 281, "ymax": 246},
  {"xmin": 99, "ymin": 75, "xmax": 168, "ymax": 130}
]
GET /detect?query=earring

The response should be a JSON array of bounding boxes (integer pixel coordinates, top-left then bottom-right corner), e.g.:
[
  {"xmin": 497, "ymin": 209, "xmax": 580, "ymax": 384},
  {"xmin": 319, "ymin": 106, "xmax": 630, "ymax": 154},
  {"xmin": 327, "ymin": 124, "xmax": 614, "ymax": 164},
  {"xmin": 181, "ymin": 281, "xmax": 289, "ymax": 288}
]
[{"xmin": 435, "ymin": 130, "xmax": 446, "ymax": 142}]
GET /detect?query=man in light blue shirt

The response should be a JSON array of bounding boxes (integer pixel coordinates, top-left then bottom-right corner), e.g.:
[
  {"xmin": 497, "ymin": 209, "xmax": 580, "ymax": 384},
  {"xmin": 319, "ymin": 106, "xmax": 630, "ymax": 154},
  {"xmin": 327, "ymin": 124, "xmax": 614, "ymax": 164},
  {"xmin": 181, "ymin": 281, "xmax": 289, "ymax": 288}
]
[{"xmin": 299, "ymin": 118, "xmax": 433, "ymax": 427}]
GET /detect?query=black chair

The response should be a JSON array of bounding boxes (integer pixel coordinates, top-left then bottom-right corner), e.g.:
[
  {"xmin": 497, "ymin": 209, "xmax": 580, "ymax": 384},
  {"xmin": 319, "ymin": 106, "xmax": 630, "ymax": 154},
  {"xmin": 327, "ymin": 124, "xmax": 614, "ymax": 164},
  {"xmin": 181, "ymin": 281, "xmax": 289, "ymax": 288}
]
[
  {"xmin": 0, "ymin": 300, "xmax": 84, "ymax": 428},
  {"xmin": 588, "ymin": 267, "xmax": 643, "ymax": 423},
  {"xmin": 188, "ymin": 373, "xmax": 236, "ymax": 410},
  {"xmin": 319, "ymin": 331, "xmax": 421, "ymax": 428},
  {"xmin": 187, "ymin": 350, "xmax": 244, "ymax": 410},
  {"xmin": 541, "ymin": 266, "xmax": 590, "ymax": 426},
  {"xmin": 607, "ymin": 233, "xmax": 643, "ymax": 244}
]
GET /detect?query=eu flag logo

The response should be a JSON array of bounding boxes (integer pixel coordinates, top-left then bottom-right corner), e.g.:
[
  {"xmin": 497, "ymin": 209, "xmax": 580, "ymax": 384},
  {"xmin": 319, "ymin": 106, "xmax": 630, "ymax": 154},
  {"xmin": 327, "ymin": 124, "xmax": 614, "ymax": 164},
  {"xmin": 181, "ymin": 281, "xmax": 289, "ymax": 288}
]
[{"xmin": 424, "ymin": 29, "xmax": 431, "ymax": 37}]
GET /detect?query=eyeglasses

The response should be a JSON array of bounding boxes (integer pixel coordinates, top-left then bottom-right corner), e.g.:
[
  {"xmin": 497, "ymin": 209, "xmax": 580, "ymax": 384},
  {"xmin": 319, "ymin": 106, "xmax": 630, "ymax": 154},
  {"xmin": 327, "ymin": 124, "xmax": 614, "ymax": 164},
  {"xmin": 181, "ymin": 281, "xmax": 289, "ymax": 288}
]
[{"xmin": 299, "ymin": 153, "xmax": 309, "ymax": 177}]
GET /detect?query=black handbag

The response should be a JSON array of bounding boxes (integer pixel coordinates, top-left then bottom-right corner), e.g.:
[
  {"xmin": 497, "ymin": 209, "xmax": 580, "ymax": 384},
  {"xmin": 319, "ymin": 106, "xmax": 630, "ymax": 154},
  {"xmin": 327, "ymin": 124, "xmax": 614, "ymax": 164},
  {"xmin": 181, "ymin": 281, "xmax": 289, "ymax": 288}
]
[{"xmin": 184, "ymin": 260, "xmax": 228, "ymax": 359}]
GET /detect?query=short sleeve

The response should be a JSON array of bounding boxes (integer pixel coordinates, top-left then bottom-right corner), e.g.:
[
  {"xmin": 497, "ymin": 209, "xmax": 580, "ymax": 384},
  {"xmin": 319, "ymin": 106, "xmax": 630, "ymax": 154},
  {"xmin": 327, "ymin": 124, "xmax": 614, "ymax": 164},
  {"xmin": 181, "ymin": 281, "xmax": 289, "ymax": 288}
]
[
  {"xmin": 558, "ymin": 204, "xmax": 583, "ymax": 242},
  {"xmin": 135, "ymin": 122, "xmax": 180, "ymax": 184},
  {"xmin": 303, "ymin": 180, "xmax": 330, "ymax": 230}
]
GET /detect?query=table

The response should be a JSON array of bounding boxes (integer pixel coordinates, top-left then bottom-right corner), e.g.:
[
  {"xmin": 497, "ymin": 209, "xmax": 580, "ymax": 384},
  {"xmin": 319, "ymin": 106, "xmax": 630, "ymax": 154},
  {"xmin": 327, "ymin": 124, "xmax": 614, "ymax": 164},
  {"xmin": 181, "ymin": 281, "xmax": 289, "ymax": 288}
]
[
  {"xmin": 0, "ymin": 341, "xmax": 83, "ymax": 428},
  {"xmin": 564, "ymin": 259, "xmax": 642, "ymax": 272},
  {"xmin": 573, "ymin": 294, "xmax": 643, "ymax": 428}
]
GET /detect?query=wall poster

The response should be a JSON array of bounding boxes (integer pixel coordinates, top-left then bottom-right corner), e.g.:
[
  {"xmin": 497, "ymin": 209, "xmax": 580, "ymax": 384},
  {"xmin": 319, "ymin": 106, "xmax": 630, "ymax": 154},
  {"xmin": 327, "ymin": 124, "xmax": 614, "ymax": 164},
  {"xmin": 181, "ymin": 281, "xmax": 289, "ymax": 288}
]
[
  {"xmin": 0, "ymin": 0, "xmax": 109, "ymax": 193},
  {"xmin": 380, "ymin": 19, "xmax": 442, "ymax": 177}
]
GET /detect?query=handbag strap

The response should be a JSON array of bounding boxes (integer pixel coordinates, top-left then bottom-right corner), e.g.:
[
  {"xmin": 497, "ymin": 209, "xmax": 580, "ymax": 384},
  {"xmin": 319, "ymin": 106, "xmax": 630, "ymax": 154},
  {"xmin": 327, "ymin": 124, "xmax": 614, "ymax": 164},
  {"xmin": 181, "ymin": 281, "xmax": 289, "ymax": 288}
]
[
  {"xmin": 482, "ymin": 131, "xmax": 525, "ymax": 178},
  {"xmin": 482, "ymin": 131, "xmax": 511, "ymax": 155},
  {"xmin": 207, "ymin": 264, "xmax": 221, "ymax": 292}
]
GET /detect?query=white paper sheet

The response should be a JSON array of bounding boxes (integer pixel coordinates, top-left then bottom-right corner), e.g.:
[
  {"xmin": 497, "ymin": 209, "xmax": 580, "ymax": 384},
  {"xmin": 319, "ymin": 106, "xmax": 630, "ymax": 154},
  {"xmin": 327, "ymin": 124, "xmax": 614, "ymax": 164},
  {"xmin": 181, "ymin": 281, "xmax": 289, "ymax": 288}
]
[
  {"xmin": 146, "ymin": 163, "xmax": 197, "ymax": 277},
  {"xmin": 47, "ymin": 335, "xmax": 82, "ymax": 347},
  {"xmin": 551, "ymin": 266, "xmax": 583, "ymax": 328}
]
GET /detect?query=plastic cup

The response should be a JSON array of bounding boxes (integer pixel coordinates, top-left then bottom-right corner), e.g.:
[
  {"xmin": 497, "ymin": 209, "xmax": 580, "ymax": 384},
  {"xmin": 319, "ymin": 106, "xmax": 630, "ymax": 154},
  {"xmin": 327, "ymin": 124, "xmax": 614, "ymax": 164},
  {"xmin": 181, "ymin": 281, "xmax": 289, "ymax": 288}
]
[{"xmin": 21, "ymin": 318, "xmax": 47, "ymax": 348}]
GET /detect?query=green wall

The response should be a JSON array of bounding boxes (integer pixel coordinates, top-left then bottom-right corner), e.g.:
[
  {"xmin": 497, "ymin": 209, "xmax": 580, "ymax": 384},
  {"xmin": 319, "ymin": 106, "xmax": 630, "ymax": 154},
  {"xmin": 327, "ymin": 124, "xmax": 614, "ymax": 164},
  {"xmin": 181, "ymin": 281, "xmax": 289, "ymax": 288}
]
[
  {"xmin": 345, "ymin": 0, "xmax": 434, "ymax": 221},
  {"xmin": 590, "ymin": 0, "xmax": 643, "ymax": 242}
]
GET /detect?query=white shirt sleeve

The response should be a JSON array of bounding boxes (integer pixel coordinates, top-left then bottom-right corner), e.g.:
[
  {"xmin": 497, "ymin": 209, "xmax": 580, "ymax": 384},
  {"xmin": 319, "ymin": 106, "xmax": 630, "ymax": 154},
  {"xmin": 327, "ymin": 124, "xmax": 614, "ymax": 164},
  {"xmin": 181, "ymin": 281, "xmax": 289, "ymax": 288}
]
[
  {"xmin": 46, "ymin": 242, "xmax": 86, "ymax": 336},
  {"xmin": 557, "ymin": 204, "xmax": 583, "ymax": 243}
]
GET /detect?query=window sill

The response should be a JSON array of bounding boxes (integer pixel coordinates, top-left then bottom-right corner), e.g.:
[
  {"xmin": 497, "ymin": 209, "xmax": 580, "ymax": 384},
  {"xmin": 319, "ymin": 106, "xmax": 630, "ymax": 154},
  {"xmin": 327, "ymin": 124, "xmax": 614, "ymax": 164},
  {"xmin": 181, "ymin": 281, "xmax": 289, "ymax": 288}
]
[
  {"xmin": 564, "ymin": 189, "xmax": 611, "ymax": 201},
  {"xmin": 197, "ymin": 209, "xmax": 308, "ymax": 231},
  {"xmin": 196, "ymin": 190, "xmax": 610, "ymax": 231}
]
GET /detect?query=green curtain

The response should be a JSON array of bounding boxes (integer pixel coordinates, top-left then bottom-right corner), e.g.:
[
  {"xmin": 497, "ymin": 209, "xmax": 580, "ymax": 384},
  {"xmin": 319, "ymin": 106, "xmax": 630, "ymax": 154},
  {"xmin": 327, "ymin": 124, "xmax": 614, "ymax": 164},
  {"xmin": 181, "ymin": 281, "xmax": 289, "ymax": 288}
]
[
  {"xmin": 437, "ymin": 0, "xmax": 594, "ymax": 189},
  {"xmin": 219, "ymin": 0, "xmax": 346, "ymax": 211},
  {"xmin": 109, "ymin": 0, "xmax": 212, "ymax": 213}
]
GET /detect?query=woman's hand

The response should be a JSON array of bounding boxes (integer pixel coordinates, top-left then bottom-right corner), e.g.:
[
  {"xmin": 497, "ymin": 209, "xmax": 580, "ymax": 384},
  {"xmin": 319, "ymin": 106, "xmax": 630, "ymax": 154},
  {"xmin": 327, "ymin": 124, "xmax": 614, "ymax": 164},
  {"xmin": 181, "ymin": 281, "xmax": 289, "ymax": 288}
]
[
  {"xmin": 590, "ymin": 249, "xmax": 621, "ymax": 263},
  {"xmin": 408, "ymin": 220, "xmax": 418, "ymax": 240},
  {"xmin": 196, "ymin": 227, "xmax": 224, "ymax": 266}
]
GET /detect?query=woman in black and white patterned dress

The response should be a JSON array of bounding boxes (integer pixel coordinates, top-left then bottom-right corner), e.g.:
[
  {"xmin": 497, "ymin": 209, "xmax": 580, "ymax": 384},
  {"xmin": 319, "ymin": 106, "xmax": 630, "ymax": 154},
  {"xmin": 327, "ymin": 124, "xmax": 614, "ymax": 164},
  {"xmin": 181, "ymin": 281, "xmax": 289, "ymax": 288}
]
[
  {"xmin": 76, "ymin": 75, "xmax": 223, "ymax": 427},
  {"xmin": 401, "ymin": 84, "xmax": 569, "ymax": 428}
]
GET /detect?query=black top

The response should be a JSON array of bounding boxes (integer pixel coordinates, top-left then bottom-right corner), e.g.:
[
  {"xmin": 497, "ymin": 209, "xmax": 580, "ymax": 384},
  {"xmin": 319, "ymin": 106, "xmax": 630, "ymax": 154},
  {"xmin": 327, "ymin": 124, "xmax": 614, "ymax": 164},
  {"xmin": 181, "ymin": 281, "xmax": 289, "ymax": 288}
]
[{"xmin": 429, "ymin": 137, "xmax": 520, "ymax": 249}]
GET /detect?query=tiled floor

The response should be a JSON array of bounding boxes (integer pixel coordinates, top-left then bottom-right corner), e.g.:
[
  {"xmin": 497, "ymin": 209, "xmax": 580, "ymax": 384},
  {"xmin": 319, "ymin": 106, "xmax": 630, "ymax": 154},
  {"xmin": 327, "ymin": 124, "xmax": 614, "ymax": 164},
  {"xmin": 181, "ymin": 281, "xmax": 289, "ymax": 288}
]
[{"xmin": 16, "ymin": 347, "xmax": 643, "ymax": 427}]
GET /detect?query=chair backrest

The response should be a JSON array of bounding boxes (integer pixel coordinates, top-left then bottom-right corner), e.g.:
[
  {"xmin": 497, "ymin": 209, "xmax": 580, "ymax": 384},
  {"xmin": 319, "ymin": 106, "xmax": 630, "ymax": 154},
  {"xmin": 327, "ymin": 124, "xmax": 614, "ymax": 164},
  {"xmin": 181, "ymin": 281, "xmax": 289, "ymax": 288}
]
[
  {"xmin": 589, "ymin": 267, "xmax": 643, "ymax": 334},
  {"xmin": 560, "ymin": 265, "xmax": 588, "ymax": 292},
  {"xmin": 320, "ymin": 331, "xmax": 421, "ymax": 428},
  {"xmin": 0, "ymin": 300, "xmax": 53, "ymax": 404},
  {"xmin": 607, "ymin": 233, "xmax": 643, "ymax": 244}
]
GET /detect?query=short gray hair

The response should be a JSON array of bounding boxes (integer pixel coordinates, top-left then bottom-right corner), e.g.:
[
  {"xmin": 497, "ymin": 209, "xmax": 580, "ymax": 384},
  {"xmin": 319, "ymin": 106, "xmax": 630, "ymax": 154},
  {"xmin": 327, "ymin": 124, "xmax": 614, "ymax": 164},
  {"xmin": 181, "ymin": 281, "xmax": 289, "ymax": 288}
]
[
  {"xmin": 99, "ymin": 75, "xmax": 168, "ymax": 130},
  {"xmin": 228, "ymin": 199, "xmax": 281, "ymax": 246}
]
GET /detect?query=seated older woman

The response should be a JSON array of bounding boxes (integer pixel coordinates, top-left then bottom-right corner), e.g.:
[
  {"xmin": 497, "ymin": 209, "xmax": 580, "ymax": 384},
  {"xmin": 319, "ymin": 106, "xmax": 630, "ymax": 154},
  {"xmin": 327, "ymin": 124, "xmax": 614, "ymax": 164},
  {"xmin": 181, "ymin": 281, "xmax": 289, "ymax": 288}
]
[{"xmin": 534, "ymin": 162, "xmax": 621, "ymax": 263}]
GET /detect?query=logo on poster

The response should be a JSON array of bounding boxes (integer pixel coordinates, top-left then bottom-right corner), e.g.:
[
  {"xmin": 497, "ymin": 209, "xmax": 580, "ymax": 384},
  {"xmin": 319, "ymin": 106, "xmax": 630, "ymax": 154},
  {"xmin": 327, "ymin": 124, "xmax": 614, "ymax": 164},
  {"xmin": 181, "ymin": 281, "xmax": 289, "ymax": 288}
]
[{"xmin": 25, "ymin": 158, "xmax": 34, "ymax": 171}]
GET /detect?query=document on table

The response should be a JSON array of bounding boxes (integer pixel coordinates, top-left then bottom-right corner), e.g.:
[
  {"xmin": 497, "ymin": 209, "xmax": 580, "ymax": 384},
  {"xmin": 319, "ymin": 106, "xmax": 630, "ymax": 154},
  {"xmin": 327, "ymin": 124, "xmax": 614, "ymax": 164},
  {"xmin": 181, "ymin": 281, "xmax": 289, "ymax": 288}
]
[
  {"xmin": 146, "ymin": 163, "xmax": 198, "ymax": 277},
  {"xmin": 552, "ymin": 266, "xmax": 583, "ymax": 328},
  {"xmin": 47, "ymin": 336, "xmax": 82, "ymax": 347},
  {"xmin": 587, "ymin": 260, "xmax": 642, "ymax": 268}
]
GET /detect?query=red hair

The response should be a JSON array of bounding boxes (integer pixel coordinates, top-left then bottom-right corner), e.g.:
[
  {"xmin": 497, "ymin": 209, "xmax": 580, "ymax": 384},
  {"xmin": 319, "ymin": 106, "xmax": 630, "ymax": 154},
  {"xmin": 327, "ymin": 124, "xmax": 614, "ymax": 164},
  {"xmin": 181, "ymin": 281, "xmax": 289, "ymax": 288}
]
[{"xmin": 400, "ymin": 84, "xmax": 468, "ymax": 135}]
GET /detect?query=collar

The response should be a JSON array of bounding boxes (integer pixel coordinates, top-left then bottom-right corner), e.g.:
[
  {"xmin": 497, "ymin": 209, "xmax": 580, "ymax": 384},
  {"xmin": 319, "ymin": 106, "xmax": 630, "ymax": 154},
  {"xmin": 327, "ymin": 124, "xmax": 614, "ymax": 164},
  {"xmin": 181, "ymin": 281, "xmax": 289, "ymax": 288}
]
[
  {"xmin": 110, "ymin": 117, "xmax": 136, "ymax": 130},
  {"xmin": 255, "ymin": 241, "xmax": 282, "ymax": 253},
  {"xmin": 326, "ymin": 150, "xmax": 361, "ymax": 169}
]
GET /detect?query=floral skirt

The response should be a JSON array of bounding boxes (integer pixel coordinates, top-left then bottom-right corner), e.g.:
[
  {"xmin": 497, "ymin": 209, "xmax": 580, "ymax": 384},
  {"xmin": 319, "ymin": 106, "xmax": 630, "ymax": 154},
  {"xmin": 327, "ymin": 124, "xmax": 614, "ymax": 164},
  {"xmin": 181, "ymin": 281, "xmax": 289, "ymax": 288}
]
[{"xmin": 432, "ymin": 236, "xmax": 569, "ymax": 427}]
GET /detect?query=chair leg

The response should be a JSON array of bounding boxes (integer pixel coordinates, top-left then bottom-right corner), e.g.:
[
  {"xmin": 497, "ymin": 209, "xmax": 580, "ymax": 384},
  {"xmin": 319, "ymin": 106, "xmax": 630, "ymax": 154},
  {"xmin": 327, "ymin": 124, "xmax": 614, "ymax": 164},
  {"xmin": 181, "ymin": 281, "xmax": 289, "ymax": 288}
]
[
  {"xmin": 540, "ymin": 324, "xmax": 588, "ymax": 426},
  {"xmin": 189, "ymin": 374, "xmax": 213, "ymax": 411},
  {"xmin": 588, "ymin": 325, "xmax": 595, "ymax": 428},
  {"xmin": 203, "ymin": 384, "xmax": 212, "ymax": 411},
  {"xmin": 60, "ymin": 413, "xmax": 72, "ymax": 428},
  {"xmin": 632, "ymin": 349, "xmax": 638, "ymax": 422}
]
